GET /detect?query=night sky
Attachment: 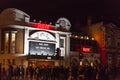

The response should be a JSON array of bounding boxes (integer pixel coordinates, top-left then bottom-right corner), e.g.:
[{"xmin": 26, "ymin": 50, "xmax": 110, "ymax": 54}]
[{"xmin": 0, "ymin": 0, "xmax": 120, "ymax": 31}]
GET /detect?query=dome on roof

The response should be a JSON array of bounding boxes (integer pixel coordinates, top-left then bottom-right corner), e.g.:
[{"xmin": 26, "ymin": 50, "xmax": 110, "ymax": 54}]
[
  {"xmin": 55, "ymin": 17, "xmax": 71, "ymax": 31},
  {"xmin": 0, "ymin": 8, "xmax": 30, "ymax": 26},
  {"xmin": 1, "ymin": 8, "xmax": 30, "ymax": 17}
]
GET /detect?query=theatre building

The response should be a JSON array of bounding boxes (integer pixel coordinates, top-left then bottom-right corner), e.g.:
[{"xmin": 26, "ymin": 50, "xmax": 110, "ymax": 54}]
[{"xmin": 0, "ymin": 8, "xmax": 71, "ymax": 68}]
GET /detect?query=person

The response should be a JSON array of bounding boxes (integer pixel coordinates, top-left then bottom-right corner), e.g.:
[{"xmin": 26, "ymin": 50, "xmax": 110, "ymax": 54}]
[
  {"xmin": 7, "ymin": 65, "xmax": 13, "ymax": 80},
  {"xmin": 92, "ymin": 66, "xmax": 98, "ymax": 80},
  {"xmin": 35, "ymin": 66, "xmax": 39, "ymax": 80},
  {"xmin": 98, "ymin": 64, "xmax": 106, "ymax": 80},
  {"xmin": 71, "ymin": 65, "xmax": 79, "ymax": 80},
  {"xmin": 28, "ymin": 65, "xmax": 34, "ymax": 80},
  {"xmin": 26, "ymin": 66, "xmax": 29, "ymax": 79},
  {"xmin": 1, "ymin": 67, "xmax": 7, "ymax": 80},
  {"xmin": 19, "ymin": 65, "xmax": 24, "ymax": 80},
  {"xmin": 14, "ymin": 65, "xmax": 20, "ymax": 80}
]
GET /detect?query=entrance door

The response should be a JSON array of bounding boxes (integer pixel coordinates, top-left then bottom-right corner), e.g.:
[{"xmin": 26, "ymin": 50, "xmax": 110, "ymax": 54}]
[{"xmin": 28, "ymin": 61, "xmax": 55, "ymax": 67}]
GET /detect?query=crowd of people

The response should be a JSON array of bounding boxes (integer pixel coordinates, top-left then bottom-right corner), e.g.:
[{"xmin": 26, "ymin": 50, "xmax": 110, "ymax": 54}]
[
  {"xmin": 0, "ymin": 64, "xmax": 25, "ymax": 80},
  {"xmin": 0, "ymin": 63, "xmax": 119, "ymax": 80},
  {"xmin": 0, "ymin": 64, "xmax": 70, "ymax": 80},
  {"xmin": 70, "ymin": 64, "xmax": 119, "ymax": 80}
]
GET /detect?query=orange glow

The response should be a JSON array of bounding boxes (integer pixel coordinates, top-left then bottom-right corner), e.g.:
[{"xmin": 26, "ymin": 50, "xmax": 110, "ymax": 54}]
[{"xmin": 88, "ymin": 22, "xmax": 106, "ymax": 65}]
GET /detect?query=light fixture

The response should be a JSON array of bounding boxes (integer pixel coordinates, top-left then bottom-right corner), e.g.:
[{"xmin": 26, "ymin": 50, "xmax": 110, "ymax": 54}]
[
  {"xmin": 81, "ymin": 36, "xmax": 83, "ymax": 39},
  {"xmin": 92, "ymin": 38, "xmax": 94, "ymax": 40}
]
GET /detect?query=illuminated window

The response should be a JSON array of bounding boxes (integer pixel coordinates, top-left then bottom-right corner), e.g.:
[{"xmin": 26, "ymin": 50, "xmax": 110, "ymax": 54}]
[
  {"xmin": 1, "ymin": 30, "xmax": 16, "ymax": 54},
  {"xmin": 4, "ymin": 33, "xmax": 9, "ymax": 53},
  {"xmin": 10, "ymin": 33, "xmax": 16, "ymax": 53}
]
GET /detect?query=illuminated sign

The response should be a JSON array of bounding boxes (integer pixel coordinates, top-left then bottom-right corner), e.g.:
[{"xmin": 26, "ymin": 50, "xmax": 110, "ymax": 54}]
[
  {"xmin": 29, "ymin": 41, "xmax": 55, "ymax": 56},
  {"xmin": 33, "ymin": 22, "xmax": 51, "ymax": 30},
  {"xmin": 82, "ymin": 47, "xmax": 91, "ymax": 52}
]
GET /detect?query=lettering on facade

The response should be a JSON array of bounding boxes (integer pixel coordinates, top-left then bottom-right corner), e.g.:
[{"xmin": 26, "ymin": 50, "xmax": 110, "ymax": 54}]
[{"xmin": 30, "ymin": 31, "xmax": 55, "ymax": 41}]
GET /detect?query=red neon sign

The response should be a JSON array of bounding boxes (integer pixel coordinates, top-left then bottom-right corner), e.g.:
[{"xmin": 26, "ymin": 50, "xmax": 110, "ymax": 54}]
[
  {"xmin": 82, "ymin": 47, "xmax": 91, "ymax": 52},
  {"xmin": 33, "ymin": 22, "xmax": 51, "ymax": 30}
]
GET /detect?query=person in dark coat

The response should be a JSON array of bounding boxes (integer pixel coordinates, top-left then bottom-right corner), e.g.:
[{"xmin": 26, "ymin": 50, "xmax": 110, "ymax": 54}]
[
  {"xmin": 35, "ymin": 66, "xmax": 39, "ymax": 80},
  {"xmin": 28, "ymin": 65, "xmax": 34, "ymax": 80}
]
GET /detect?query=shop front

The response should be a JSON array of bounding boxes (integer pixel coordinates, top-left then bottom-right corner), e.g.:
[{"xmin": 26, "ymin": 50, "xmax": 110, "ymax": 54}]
[
  {"xmin": 80, "ymin": 46, "xmax": 100, "ymax": 66},
  {"xmin": 70, "ymin": 36, "xmax": 100, "ymax": 67}
]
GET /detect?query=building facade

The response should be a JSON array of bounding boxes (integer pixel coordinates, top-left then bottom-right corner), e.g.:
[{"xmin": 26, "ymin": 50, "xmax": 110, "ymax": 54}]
[
  {"xmin": 103, "ymin": 23, "xmax": 120, "ymax": 67},
  {"xmin": 0, "ymin": 8, "xmax": 71, "ymax": 68},
  {"xmin": 88, "ymin": 22, "xmax": 120, "ymax": 67},
  {"xmin": 70, "ymin": 32, "xmax": 100, "ymax": 67}
]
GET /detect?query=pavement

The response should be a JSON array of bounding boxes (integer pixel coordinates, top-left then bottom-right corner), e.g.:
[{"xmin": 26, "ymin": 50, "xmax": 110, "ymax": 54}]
[
  {"xmin": 11, "ymin": 75, "xmax": 120, "ymax": 80},
  {"xmin": 1, "ymin": 72, "xmax": 120, "ymax": 80},
  {"xmin": 109, "ymin": 72, "xmax": 120, "ymax": 80}
]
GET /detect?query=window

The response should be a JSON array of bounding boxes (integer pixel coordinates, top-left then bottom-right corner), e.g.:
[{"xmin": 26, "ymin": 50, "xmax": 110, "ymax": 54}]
[
  {"xmin": 7, "ymin": 59, "xmax": 11, "ymax": 64},
  {"xmin": 60, "ymin": 37, "xmax": 65, "ymax": 56},
  {"xmin": 106, "ymin": 37, "xmax": 111, "ymax": 47},
  {"xmin": 60, "ymin": 39, "xmax": 64, "ymax": 48},
  {"xmin": 10, "ymin": 33, "xmax": 16, "ymax": 53},
  {"xmin": 1, "ymin": 30, "xmax": 17, "ymax": 54},
  {"xmin": 4, "ymin": 32, "xmax": 9, "ymax": 53}
]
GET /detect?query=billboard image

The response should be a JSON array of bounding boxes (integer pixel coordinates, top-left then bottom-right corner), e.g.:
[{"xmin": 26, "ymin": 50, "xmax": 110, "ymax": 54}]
[{"xmin": 29, "ymin": 41, "xmax": 55, "ymax": 56}]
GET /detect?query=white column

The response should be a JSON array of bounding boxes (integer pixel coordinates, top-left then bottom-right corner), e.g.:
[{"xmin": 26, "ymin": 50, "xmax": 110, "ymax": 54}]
[
  {"xmin": 24, "ymin": 28, "xmax": 29, "ymax": 55},
  {"xmin": 66, "ymin": 34, "xmax": 70, "ymax": 57},
  {"xmin": 55, "ymin": 33, "xmax": 60, "ymax": 49},
  {"xmin": 65, "ymin": 34, "xmax": 71, "ymax": 67},
  {"xmin": 55, "ymin": 33, "xmax": 60, "ymax": 66}
]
